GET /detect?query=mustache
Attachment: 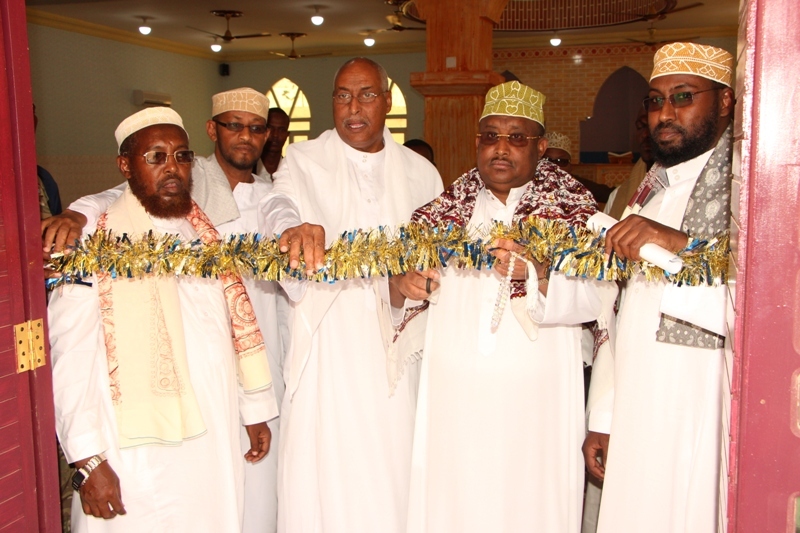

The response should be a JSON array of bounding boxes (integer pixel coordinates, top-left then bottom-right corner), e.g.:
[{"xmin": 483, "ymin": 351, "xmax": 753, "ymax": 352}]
[
  {"xmin": 652, "ymin": 122, "xmax": 687, "ymax": 137},
  {"xmin": 490, "ymin": 155, "xmax": 512, "ymax": 165}
]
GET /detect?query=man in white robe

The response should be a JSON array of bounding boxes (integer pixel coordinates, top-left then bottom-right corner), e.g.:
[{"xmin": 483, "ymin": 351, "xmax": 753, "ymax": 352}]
[
  {"xmin": 583, "ymin": 43, "xmax": 735, "ymax": 533},
  {"xmin": 390, "ymin": 81, "xmax": 603, "ymax": 533},
  {"xmin": 258, "ymin": 57, "xmax": 442, "ymax": 533},
  {"xmin": 49, "ymin": 107, "xmax": 277, "ymax": 532},
  {"xmin": 45, "ymin": 88, "xmax": 287, "ymax": 533}
]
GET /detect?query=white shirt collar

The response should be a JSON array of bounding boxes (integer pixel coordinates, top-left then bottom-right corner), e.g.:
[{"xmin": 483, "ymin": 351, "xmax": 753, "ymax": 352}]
[{"xmin": 664, "ymin": 145, "xmax": 714, "ymax": 186}]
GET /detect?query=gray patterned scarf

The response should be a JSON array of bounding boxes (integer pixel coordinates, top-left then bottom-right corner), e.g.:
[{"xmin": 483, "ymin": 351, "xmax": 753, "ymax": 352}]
[{"xmin": 628, "ymin": 124, "xmax": 732, "ymax": 349}]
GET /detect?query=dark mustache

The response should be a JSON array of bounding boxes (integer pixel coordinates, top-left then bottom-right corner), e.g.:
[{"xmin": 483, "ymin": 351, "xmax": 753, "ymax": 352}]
[{"xmin": 652, "ymin": 123, "xmax": 687, "ymax": 136}]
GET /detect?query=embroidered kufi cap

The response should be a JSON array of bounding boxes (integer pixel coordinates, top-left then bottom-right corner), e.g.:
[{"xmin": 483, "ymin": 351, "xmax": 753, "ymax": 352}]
[
  {"xmin": 650, "ymin": 42, "xmax": 733, "ymax": 87},
  {"xmin": 480, "ymin": 81, "xmax": 545, "ymax": 128},
  {"xmin": 544, "ymin": 132, "xmax": 572, "ymax": 157},
  {"xmin": 114, "ymin": 107, "xmax": 186, "ymax": 154},
  {"xmin": 211, "ymin": 87, "xmax": 269, "ymax": 120}
]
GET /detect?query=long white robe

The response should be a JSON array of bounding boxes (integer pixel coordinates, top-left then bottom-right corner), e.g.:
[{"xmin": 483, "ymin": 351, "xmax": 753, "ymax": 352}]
[
  {"xmin": 593, "ymin": 148, "xmax": 728, "ymax": 533},
  {"xmin": 406, "ymin": 185, "xmax": 603, "ymax": 533},
  {"xmin": 66, "ymin": 154, "xmax": 286, "ymax": 533},
  {"xmin": 49, "ymin": 216, "xmax": 277, "ymax": 532},
  {"xmin": 259, "ymin": 128, "xmax": 442, "ymax": 533}
]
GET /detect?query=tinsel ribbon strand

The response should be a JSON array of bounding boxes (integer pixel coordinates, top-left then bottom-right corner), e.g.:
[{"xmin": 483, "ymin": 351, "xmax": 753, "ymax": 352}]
[{"xmin": 46, "ymin": 217, "xmax": 729, "ymax": 288}]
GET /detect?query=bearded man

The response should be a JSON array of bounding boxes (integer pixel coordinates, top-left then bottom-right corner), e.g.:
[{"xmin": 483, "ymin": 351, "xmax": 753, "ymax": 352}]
[
  {"xmin": 583, "ymin": 43, "xmax": 735, "ymax": 533},
  {"xmin": 394, "ymin": 81, "xmax": 605, "ymax": 533},
  {"xmin": 48, "ymin": 107, "xmax": 276, "ymax": 532},
  {"xmin": 45, "ymin": 88, "xmax": 287, "ymax": 533}
]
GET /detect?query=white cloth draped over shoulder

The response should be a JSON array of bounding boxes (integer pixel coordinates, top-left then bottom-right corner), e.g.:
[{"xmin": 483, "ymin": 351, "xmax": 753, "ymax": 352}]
[
  {"xmin": 259, "ymin": 127, "xmax": 442, "ymax": 533},
  {"xmin": 594, "ymin": 146, "xmax": 728, "ymax": 533},
  {"xmin": 50, "ymin": 207, "xmax": 276, "ymax": 532}
]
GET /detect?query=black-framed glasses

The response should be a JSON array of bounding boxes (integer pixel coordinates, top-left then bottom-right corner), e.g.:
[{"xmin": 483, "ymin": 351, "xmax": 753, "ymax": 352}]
[
  {"xmin": 214, "ymin": 119, "xmax": 270, "ymax": 135},
  {"xmin": 542, "ymin": 156, "xmax": 571, "ymax": 167},
  {"xmin": 137, "ymin": 150, "xmax": 195, "ymax": 165},
  {"xmin": 643, "ymin": 87, "xmax": 723, "ymax": 112},
  {"xmin": 332, "ymin": 91, "xmax": 387, "ymax": 105},
  {"xmin": 476, "ymin": 132, "xmax": 541, "ymax": 148}
]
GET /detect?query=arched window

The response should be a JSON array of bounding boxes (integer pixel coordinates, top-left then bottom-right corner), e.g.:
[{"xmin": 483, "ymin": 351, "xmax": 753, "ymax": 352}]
[
  {"xmin": 386, "ymin": 77, "xmax": 407, "ymax": 144},
  {"xmin": 266, "ymin": 78, "xmax": 311, "ymax": 154}
]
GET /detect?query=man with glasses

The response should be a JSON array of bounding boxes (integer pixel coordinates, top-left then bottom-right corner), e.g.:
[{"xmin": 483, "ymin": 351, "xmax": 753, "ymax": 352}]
[
  {"xmin": 584, "ymin": 43, "xmax": 735, "ymax": 533},
  {"xmin": 43, "ymin": 88, "xmax": 286, "ymax": 533},
  {"xmin": 49, "ymin": 107, "xmax": 276, "ymax": 532},
  {"xmin": 258, "ymin": 57, "xmax": 441, "ymax": 533},
  {"xmin": 395, "ymin": 81, "xmax": 603, "ymax": 532}
]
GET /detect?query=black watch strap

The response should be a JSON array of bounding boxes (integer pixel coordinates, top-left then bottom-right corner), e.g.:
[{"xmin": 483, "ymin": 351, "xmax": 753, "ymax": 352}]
[{"xmin": 71, "ymin": 469, "xmax": 86, "ymax": 491}]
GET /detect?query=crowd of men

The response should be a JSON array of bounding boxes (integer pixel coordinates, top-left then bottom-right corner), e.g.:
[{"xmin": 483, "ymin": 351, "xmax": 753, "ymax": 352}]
[{"xmin": 43, "ymin": 42, "xmax": 734, "ymax": 533}]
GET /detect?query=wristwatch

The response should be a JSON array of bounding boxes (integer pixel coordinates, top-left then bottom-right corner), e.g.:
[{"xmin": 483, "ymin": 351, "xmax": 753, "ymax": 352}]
[{"xmin": 71, "ymin": 453, "xmax": 107, "ymax": 491}]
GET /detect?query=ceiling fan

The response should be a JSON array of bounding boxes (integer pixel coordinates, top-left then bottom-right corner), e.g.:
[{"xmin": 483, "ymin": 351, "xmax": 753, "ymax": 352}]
[
  {"xmin": 608, "ymin": 0, "xmax": 705, "ymax": 23},
  {"xmin": 626, "ymin": 22, "xmax": 699, "ymax": 46},
  {"xmin": 384, "ymin": 0, "xmax": 425, "ymax": 25},
  {"xmin": 358, "ymin": 9, "xmax": 425, "ymax": 37},
  {"xmin": 188, "ymin": 10, "xmax": 270, "ymax": 43},
  {"xmin": 269, "ymin": 33, "xmax": 331, "ymax": 60}
]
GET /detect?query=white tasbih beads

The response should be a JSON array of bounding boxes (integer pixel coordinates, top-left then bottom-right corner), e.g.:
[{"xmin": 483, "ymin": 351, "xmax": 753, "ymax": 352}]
[{"xmin": 491, "ymin": 252, "xmax": 517, "ymax": 330}]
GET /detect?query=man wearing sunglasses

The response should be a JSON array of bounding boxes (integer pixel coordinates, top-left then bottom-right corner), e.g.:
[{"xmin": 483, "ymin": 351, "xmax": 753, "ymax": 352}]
[
  {"xmin": 257, "ymin": 57, "xmax": 441, "ymax": 533},
  {"xmin": 394, "ymin": 81, "xmax": 604, "ymax": 532},
  {"xmin": 48, "ymin": 107, "xmax": 276, "ymax": 532},
  {"xmin": 43, "ymin": 88, "xmax": 286, "ymax": 533},
  {"xmin": 584, "ymin": 43, "xmax": 735, "ymax": 533}
]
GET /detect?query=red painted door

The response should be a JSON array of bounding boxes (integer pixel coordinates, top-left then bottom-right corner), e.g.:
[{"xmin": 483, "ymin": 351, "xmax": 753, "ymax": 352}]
[
  {"xmin": 0, "ymin": 0, "xmax": 60, "ymax": 530},
  {"xmin": 728, "ymin": 0, "xmax": 800, "ymax": 531}
]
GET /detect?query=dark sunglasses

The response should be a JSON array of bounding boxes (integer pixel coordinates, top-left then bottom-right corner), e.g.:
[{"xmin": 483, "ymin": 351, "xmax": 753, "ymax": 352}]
[
  {"xmin": 137, "ymin": 150, "xmax": 195, "ymax": 165},
  {"xmin": 214, "ymin": 119, "xmax": 270, "ymax": 135},
  {"xmin": 476, "ymin": 132, "xmax": 541, "ymax": 148},
  {"xmin": 643, "ymin": 87, "xmax": 723, "ymax": 112},
  {"xmin": 542, "ymin": 156, "xmax": 571, "ymax": 167}
]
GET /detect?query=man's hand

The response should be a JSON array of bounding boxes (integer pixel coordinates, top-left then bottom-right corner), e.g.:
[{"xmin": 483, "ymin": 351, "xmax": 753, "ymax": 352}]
[
  {"xmin": 278, "ymin": 223, "xmax": 326, "ymax": 275},
  {"xmin": 388, "ymin": 269, "xmax": 440, "ymax": 308},
  {"xmin": 604, "ymin": 215, "xmax": 687, "ymax": 261},
  {"xmin": 77, "ymin": 460, "xmax": 126, "ymax": 519},
  {"xmin": 244, "ymin": 422, "xmax": 272, "ymax": 463},
  {"xmin": 491, "ymin": 238, "xmax": 548, "ymax": 282},
  {"xmin": 582, "ymin": 430, "xmax": 611, "ymax": 480},
  {"xmin": 42, "ymin": 209, "xmax": 87, "ymax": 254}
]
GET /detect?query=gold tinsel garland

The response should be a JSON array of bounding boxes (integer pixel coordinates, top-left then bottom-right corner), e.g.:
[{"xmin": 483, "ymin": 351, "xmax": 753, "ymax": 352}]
[{"xmin": 47, "ymin": 217, "xmax": 729, "ymax": 288}]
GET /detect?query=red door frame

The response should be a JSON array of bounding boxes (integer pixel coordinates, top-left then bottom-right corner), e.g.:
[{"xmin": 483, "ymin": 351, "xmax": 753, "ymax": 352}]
[
  {"xmin": 0, "ymin": 0, "xmax": 60, "ymax": 530},
  {"xmin": 728, "ymin": 0, "xmax": 800, "ymax": 531}
]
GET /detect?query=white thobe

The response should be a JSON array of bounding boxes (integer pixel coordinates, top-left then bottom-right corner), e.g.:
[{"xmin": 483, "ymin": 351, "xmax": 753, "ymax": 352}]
[
  {"xmin": 66, "ymin": 153, "xmax": 286, "ymax": 533},
  {"xmin": 406, "ymin": 185, "xmax": 603, "ymax": 533},
  {"xmin": 260, "ymin": 128, "xmax": 442, "ymax": 533},
  {"xmin": 49, "ymin": 216, "xmax": 277, "ymax": 533},
  {"xmin": 593, "ymin": 148, "xmax": 727, "ymax": 533}
]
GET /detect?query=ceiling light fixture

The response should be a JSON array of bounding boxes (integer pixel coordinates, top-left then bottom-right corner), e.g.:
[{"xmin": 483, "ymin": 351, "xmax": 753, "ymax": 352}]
[
  {"xmin": 364, "ymin": 37, "xmax": 375, "ymax": 47},
  {"xmin": 138, "ymin": 16, "xmax": 152, "ymax": 36},
  {"xmin": 311, "ymin": 6, "xmax": 324, "ymax": 26},
  {"xmin": 211, "ymin": 38, "xmax": 222, "ymax": 53},
  {"xmin": 549, "ymin": 32, "xmax": 561, "ymax": 46}
]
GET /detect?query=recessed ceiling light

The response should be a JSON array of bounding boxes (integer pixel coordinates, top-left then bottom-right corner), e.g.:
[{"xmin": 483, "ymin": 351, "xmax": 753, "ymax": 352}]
[{"xmin": 364, "ymin": 37, "xmax": 375, "ymax": 47}]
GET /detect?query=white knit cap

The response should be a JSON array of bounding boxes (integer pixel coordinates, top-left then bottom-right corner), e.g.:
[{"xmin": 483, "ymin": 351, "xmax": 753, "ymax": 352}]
[
  {"xmin": 115, "ymin": 107, "xmax": 186, "ymax": 154},
  {"xmin": 544, "ymin": 132, "xmax": 572, "ymax": 157},
  {"xmin": 211, "ymin": 88, "xmax": 269, "ymax": 120}
]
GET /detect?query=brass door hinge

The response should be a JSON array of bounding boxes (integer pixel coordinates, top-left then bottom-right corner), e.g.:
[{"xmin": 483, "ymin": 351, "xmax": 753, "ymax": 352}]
[{"xmin": 14, "ymin": 319, "xmax": 46, "ymax": 373}]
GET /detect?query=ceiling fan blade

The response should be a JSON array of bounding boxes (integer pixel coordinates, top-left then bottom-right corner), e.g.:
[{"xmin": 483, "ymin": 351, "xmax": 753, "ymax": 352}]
[
  {"xmin": 187, "ymin": 26, "xmax": 225, "ymax": 39},
  {"xmin": 297, "ymin": 52, "xmax": 334, "ymax": 59},
  {"xmin": 666, "ymin": 2, "xmax": 705, "ymax": 14},
  {"xmin": 269, "ymin": 51, "xmax": 288, "ymax": 57},
  {"xmin": 232, "ymin": 32, "xmax": 272, "ymax": 39},
  {"xmin": 389, "ymin": 24, "xmax": 425, "ymax": 32}
]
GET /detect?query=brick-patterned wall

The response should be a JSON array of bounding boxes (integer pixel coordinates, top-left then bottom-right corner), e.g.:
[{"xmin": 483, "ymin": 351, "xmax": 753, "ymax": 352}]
[{"xmin": 493, "ymin": 44, "xmax": 658, "ymax": 161}]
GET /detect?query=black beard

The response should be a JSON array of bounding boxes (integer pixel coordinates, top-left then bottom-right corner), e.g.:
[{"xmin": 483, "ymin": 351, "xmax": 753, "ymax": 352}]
[
  {"xmin": 652, "ymin": 108, "xmax": 720, "ymax": 168},
  {"xmin": 222, "ymin": 144, "xmax": 260, "ymax": 171},
  {"xmin": 129, "ymin": 173, "xmax": 193, "ymax": 218}
]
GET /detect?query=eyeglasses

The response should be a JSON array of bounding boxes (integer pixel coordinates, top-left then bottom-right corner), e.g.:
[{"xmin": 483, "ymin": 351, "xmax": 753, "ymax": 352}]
[
  {"xmin": 642, "ymin": 87, "xmax": 723, "ymax": 112},
  {"xmin": 137, "ymin": 150, "xmax": 195, "ymax": 165},
  {"xmin": 214, "ymin": 119, "xmax": 270, "ymax": 135},
  {"xmin": 476, "ymin": 132, "xmax": 541, "ymax": 148},
  {"xmin": 542, "ymin": 156, "xmax": 571, "ymax": 167},
  {"xmin": 332, "ymin": 91, "xmax": 387, "ymax": 105}
]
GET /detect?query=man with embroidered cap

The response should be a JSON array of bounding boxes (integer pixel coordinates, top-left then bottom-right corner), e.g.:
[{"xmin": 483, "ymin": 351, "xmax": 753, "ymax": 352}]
[
  {"xmin": 396, "ymin": 80, "xmax": 605, "ymax": 532},
  {"xmin": 46, "ymin": 88, "xmax": 287, "ymax": 533},
  {"xmin": 48, "ymin": 107, "xmax": 277, "ymax": 532},
  {"xmin": 258, "ymin": 57, "xmax": 442, "ymax": 533},
  {"xmin": 583, "ymin": 42, "xmax": 735, "ymax": 533}
]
